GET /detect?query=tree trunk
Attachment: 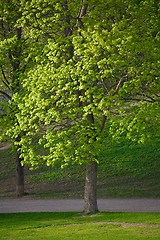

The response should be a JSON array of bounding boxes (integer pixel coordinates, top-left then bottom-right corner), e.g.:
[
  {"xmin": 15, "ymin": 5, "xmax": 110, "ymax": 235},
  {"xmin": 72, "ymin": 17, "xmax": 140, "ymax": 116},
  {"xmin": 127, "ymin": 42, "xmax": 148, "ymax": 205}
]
[
  {"xmin": 84, "ymin": 161, "xmax": 98, "ymax": 213},
  {"xmin": 16, "ymin": 151, "xmax": 24, "ymax": 197}
]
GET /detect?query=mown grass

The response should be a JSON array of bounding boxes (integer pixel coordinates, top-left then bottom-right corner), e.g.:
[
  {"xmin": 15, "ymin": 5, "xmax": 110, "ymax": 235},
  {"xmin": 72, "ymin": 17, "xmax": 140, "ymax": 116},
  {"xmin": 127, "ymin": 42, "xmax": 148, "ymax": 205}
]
[
  {"xmin": 0, "ymin": 139, "xmax": 160, "ymax": 198},
  {"xmin": 0, "ymin": 212, "xmax": 160, "ymax": 240}
]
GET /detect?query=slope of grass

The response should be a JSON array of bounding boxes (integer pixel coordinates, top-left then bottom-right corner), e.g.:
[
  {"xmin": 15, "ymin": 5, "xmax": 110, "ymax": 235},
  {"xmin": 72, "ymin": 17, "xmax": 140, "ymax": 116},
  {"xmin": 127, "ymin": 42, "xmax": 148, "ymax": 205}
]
[
  {"xmin": 0, "ymin": 139, "xmax": 160, "ymax": 198},
  {"xmin": 97, "ymin": 139, "xmax": 160, "ymax": 198}
]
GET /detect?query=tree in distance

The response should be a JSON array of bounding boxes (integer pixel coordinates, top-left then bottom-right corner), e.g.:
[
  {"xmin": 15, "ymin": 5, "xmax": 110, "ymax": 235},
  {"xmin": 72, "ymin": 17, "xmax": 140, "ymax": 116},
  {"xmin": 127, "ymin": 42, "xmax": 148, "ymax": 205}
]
[{"xmin": 0, "ymin": 0, "xmax": 43, "ymax": 196}]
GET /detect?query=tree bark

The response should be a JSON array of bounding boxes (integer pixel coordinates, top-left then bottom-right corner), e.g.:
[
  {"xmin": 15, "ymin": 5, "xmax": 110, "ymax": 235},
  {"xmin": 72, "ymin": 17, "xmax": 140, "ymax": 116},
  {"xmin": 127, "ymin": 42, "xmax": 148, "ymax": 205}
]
[
  {"xmin": 84, "ymin": 161, "xmax": 98, "ymax": 213},
  {"xmin": 16, "ymin": 151, "xmax": 24, "ymax": 197}
]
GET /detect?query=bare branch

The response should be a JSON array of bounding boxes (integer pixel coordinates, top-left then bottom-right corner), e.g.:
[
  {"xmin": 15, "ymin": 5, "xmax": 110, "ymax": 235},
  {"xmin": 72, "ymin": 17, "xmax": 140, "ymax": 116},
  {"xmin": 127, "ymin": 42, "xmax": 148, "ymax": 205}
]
[
  {"xmin": 79, "ymin": 1, "xmax": 88, "ymax": 18},
  {"xmin": 77, "ymin": 0, "xmax": 88, "ymax": 29},
  {"xmin": 113, "ymin": 74, "xmax": 128, "ymax": 95},
  {"xmin": 0, "ymin": 90, "xmax": 11, "ymax": 100},
  {"xmin": 114, "ymin": 78, "xmax": 123, "ymax": 94},
  {"xmin": 0, "ymin": 65, "xmax": 11, "ymax": 89},
  {"xmin": 155, "ymin": 93, "xmax": 160, "ymax": 98},
  {"xmin": 121, "ymin": 96, "xmax": 155, "ymax": 103}
]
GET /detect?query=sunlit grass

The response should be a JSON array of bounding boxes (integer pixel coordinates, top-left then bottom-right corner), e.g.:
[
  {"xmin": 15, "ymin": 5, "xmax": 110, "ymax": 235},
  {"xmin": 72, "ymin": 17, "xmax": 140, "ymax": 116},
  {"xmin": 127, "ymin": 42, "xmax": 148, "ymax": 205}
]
[{"xmin": 0, "ymin": 212, "xmax": 160, "ymax": 240}]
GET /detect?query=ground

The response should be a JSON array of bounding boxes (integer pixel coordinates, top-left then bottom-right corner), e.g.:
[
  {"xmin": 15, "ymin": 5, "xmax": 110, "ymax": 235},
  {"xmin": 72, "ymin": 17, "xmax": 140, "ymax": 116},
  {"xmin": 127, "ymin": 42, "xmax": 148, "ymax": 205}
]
[{"xmin": 0, "ymin": 140, "xmax": 160, "ymax": 199}]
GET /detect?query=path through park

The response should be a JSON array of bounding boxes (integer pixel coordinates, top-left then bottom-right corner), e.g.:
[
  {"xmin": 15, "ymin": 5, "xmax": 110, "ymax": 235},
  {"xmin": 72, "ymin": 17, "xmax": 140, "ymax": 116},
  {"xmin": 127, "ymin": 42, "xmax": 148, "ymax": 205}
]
[{"xmin": 0, "ymin": 198, "xmax": 160, "ymax": 213}]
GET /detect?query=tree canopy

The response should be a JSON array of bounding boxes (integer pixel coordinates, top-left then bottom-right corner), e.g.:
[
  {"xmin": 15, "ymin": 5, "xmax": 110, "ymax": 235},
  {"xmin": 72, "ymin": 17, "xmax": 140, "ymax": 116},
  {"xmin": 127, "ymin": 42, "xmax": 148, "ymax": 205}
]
[{"xmin": 10, "ymin": 0, "xmax": 160, "ymax": 165}]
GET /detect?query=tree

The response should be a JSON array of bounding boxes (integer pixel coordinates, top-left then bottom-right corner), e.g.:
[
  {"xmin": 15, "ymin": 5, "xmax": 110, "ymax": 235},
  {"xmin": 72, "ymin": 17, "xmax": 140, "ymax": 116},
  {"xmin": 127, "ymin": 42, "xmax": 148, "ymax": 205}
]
[
  {"xmin": 11, "ymin": 0, "xmax": 160, "ymax": 212},
  {"xmin": 0, "ymin": 0, "xmax": 39, "ymax": 196},
  {"xmin": 0, "ymin": 0, "xmax": 26, "ymax": 196}
]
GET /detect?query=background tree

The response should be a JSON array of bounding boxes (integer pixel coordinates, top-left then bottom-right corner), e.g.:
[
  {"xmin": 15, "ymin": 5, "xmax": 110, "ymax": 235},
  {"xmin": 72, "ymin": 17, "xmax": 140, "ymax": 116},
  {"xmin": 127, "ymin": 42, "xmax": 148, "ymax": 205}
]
[
  {"xmin": 9, "ymin": 0, "xmax": 160, "ymax": 212},
  {"xmin": 0, "ymin": 0, "xmax": 26, "ymax": 196},
  {"xmin": 0, "ymin": 0, "xmax": 40, "ymax": 196}
]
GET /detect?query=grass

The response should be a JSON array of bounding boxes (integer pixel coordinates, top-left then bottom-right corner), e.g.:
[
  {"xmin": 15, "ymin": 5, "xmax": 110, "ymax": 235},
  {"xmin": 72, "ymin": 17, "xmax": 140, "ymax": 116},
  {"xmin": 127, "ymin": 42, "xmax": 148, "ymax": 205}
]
[
  {"xmin": 0, "ymin": 212, "xmax": 160, "ymax": 240},
  {"xmin": 0, "ymin": 139, "xmax": 160, "ymax": 198}
]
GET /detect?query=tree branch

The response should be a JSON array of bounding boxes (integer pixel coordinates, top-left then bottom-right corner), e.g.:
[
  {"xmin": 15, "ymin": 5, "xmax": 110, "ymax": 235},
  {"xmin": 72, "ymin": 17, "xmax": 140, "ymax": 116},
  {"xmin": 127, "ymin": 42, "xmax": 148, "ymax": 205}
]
[
  {"xmin": 77, "ymin": 0, "xmax": 88, "ymax": 29},
  {"xmin": 0, "ymin": 65, "xmax": 11, "ymax": 89},
  {"xmin": 0, "ymin": 90, "xmax": 11, "ymax": 100},
  {"xmin": 121, "ymin": 96, "xmax": 156, "ymax": 103},
  {"xmin": 100, "ymin": 115, "xmax": 107, "ymax": 132},
  {"xmin": 63, "ymin": 0, "xmax": 73, "ymax": 37},
  {"xmin": 78, "ymin": 0, "xmax": 88, "ymax": 19},
  {"xmin": 0, "ymin": 19, "xmax": 7, "ymax": 38},
  {"xmin": 113, "ymin": 74, "xmax": 128, "ymax": 95}
]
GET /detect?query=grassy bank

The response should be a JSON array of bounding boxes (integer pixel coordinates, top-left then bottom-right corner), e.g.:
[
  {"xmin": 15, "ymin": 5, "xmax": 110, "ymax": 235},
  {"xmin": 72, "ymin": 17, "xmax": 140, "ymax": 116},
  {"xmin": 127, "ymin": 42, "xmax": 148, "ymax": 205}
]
[
  {"xmin": 0, "ymin": 139, "xmax": 160, "ymax": 198},
  {"xmin": 0, "ymin": 212, "xmax": 160, "ymax": 240}
]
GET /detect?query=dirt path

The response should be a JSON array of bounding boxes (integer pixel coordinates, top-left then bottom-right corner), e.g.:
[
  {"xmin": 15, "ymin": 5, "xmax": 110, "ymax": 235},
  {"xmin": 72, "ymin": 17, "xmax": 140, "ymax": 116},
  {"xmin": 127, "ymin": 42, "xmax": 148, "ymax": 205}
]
[{"xmin": 0, "ymin": 198, "xmax": 160, "ymax": 213}]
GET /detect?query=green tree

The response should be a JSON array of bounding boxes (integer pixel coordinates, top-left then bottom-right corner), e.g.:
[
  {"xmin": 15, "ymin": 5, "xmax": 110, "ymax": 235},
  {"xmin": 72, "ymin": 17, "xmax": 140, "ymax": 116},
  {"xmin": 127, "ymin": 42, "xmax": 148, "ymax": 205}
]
[
  {"xmin": 10, "ymin": 0, "xmax": 160, "ymax": 212},
  {"xmin": 0, "ymin": 0, "xmax": 26, "ymax": 196},
  {"xmin": 0, "ymin": 0, "xmax": 39, "ymax": 196}
]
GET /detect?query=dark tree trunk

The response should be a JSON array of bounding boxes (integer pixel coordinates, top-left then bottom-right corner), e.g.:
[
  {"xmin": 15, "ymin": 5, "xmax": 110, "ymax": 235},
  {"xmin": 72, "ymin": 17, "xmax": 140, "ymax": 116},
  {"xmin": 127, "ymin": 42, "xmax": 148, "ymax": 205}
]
[
  {"xmin": 16, "ymin": 151, "xmax": 24, "ymax": 197},
  {"xmin": 84, "ymin": 161, "xmax": 98, "ymax": 213}
]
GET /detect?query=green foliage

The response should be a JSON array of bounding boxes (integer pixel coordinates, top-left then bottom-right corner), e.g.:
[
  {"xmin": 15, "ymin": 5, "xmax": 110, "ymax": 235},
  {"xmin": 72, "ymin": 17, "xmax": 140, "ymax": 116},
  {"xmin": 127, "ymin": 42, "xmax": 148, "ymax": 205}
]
[
  {"xmin": 0, "ymin": 0, "xmax": 25, "ymax": 143},
  {"xmin": 1, "ymin": 0, "xmax": 159, "ymax": 168},
  {"xmin": 0, "ymin": 0, "xmax": 46, "ymax": 143},
  {"xmin": 109, "ymin": 102, "xmax": 160, "ymax": 143},
  {"xmin": 109, "ymin": 0, "xmax": 160, "ymax": 143}
]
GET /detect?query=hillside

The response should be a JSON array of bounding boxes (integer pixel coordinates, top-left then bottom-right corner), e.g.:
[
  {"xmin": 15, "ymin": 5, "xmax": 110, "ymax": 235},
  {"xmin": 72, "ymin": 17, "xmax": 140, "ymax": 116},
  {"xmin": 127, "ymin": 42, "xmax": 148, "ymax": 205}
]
[{"xmin": 0, "ymin": 140, "xmax": 160, "ymax": 199}]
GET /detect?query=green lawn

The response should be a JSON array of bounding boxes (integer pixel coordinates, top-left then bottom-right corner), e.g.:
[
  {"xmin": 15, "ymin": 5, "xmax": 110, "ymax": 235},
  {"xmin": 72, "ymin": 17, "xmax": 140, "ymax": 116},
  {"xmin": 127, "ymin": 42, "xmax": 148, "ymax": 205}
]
[{"xmin": 0, "ymin": 212, "xmax": 160, "ymax": 240}]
